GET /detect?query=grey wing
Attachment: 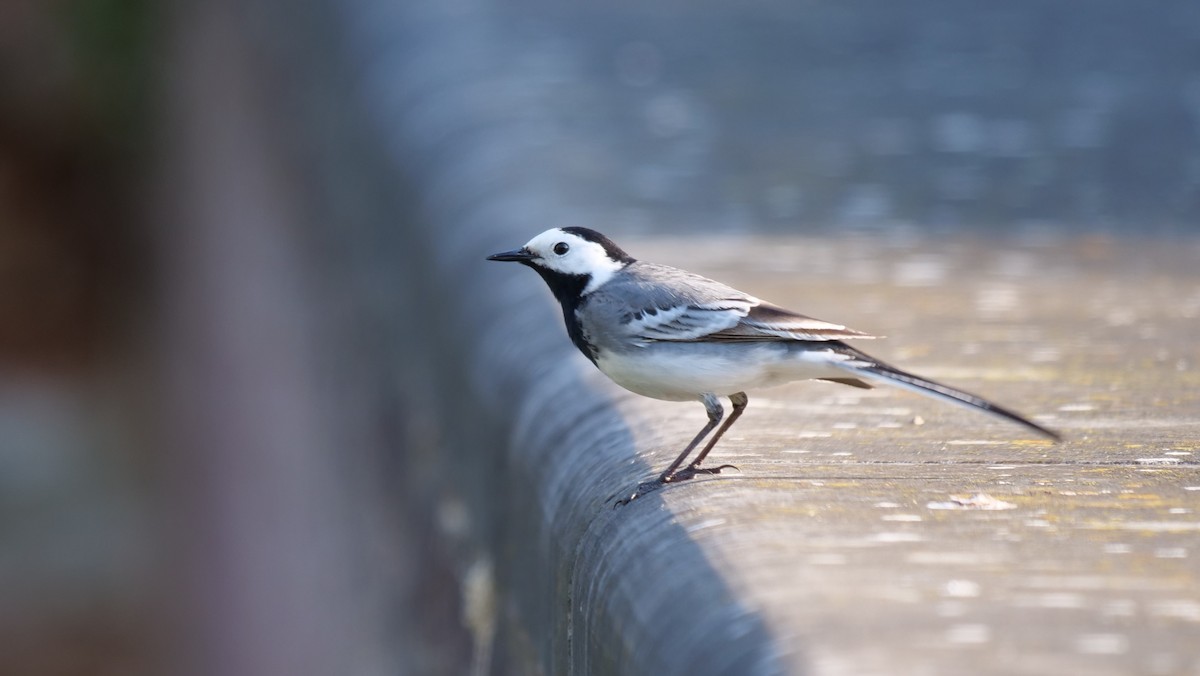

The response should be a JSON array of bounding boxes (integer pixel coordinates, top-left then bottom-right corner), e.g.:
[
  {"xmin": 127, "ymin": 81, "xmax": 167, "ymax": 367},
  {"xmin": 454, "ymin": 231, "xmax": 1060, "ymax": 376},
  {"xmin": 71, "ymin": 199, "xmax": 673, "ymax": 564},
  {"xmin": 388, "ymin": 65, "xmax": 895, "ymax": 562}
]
[
  {"xmin": 597, "ymin": 262, "xmax": 875, "ymax": 344},
  {"xmin": 705, "ymin": 301, "xmax": 876, "ymax": 342},
  {"xmin": 625, "ymin": 297, "xmax": 753, "ymax": 341}
]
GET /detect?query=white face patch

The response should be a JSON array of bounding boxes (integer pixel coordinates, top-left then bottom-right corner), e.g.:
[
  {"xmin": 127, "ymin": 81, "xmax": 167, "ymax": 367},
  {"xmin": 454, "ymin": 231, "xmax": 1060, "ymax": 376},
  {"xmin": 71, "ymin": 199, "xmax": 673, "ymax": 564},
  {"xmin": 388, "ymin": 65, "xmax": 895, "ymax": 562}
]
[{"xmin": 522, "ymin": 228, "xmax": 627, "ymax": 293}]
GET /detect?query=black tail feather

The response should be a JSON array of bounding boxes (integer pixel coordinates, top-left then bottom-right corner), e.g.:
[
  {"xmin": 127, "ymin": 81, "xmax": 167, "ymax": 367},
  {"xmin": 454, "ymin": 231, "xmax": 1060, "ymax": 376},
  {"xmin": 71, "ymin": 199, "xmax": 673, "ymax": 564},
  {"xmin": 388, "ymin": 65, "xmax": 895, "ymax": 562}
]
[{"xmin": 832, "ymin": 348, "xmax": 1062, "ymax": 442}]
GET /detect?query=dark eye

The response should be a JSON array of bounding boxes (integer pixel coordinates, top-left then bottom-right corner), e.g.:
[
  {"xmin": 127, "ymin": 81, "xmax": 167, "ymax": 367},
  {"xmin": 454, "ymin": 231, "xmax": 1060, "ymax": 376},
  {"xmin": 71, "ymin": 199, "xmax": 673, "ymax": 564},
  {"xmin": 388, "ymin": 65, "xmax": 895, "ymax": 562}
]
[{"xmin": 553, "ymin": 242, "xmax": 570, "ymax": 255}]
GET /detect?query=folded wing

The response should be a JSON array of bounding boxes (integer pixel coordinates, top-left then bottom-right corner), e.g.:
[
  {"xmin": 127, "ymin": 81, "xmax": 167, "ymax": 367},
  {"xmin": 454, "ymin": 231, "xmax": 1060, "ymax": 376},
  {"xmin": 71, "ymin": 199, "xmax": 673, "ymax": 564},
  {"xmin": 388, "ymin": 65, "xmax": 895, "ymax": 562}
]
[
  {"xmin": 707, "ymin": 301, "xmax": 875, "ymax": 342},
  {"xmin": 626, "ymin": 298, "xmax": 874, "ymax": 343},
  {"xmin": 607, "ymin": 261, "xmax": 876, "ymax": 344}
]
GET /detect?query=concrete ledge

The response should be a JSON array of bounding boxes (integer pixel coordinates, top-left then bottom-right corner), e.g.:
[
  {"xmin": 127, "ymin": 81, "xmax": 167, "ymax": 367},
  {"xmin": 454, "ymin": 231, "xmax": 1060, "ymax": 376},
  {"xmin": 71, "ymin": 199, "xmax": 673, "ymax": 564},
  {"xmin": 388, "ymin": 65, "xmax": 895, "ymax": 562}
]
[
  {"xmin": 310, "ymin": 3, "xmax": 790, "ymax": 673},
  {"xmin": 231, "ymin": 1, "xmax": 1200, "ymax": 674}
]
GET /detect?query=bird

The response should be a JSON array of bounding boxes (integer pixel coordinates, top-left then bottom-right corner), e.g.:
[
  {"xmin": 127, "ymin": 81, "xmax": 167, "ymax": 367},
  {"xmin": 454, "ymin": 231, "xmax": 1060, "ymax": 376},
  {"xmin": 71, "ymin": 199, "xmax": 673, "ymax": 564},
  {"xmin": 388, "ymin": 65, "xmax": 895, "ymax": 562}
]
[{"xmin": 487, "ymin": 227, "xmax": 1060, "ymax": 504}]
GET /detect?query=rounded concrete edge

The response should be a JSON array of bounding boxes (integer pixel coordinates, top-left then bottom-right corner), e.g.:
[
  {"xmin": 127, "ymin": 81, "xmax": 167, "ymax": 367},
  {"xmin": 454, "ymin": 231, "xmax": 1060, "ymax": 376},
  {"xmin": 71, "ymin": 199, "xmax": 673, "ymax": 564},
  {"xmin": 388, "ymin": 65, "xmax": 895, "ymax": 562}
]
[{"xmin": 322, "ymin": 1, "xmax": 788, "ymax": 673}]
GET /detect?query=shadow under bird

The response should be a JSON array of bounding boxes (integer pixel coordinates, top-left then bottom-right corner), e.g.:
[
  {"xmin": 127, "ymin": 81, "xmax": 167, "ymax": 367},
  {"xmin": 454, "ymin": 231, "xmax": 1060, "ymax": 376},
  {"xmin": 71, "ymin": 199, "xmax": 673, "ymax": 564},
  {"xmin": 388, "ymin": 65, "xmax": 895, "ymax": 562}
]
[{"xmin": 488, "ymin": 227, "xmax": 1061, "ymax": 505}]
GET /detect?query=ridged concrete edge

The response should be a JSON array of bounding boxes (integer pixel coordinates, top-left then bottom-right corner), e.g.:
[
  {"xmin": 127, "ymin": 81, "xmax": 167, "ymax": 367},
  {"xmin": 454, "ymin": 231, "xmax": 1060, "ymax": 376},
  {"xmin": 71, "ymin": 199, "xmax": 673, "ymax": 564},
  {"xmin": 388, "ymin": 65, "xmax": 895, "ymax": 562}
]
[{"xmin": 320, "ymin": 1, "xmax": 787, "ymax": 674}]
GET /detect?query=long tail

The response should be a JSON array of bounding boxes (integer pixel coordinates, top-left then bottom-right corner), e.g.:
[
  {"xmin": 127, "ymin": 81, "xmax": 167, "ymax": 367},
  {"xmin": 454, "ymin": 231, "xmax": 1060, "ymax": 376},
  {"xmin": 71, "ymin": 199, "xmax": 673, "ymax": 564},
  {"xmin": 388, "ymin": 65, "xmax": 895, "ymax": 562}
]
[{"xmin": 828, "ymin": 344, "xmax": 1062, "ymax": 442}]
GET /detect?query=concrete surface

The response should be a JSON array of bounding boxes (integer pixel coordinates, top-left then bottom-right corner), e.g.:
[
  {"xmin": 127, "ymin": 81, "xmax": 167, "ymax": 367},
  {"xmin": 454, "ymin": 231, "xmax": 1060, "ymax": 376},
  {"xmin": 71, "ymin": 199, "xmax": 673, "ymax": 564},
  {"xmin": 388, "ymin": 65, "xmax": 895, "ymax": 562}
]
[
  {"xmin": 9, "ymin": 2, "xmax": 1199, "ymax": 675},
  {"xmin": 255, "ymin": 1, "xmax": 1200, "ymax": 672},
  {"xmin": 576, "ymin": 232, "xmax": 1200, "ymax": 675}
]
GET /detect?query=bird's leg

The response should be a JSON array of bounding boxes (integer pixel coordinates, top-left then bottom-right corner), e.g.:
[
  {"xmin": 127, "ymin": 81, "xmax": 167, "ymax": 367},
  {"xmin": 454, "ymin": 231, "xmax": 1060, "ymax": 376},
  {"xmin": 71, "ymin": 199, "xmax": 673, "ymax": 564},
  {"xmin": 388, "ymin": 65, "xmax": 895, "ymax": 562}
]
[
  {"xmin": 614, "ymin": 394, "xmax": 723, "ymax": 506},
  {"xmin": 676, "ymin": 392, "xmax": 746, "ymax": 480},
  {"xmin": 658, "ymin": 393, "xmax": 724, "ymax": 483}
]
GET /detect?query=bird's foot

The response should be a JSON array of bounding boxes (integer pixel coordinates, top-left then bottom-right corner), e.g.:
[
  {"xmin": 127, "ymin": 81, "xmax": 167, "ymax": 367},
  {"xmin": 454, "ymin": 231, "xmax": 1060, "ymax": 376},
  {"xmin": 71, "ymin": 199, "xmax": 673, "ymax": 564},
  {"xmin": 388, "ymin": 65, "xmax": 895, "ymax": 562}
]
[
  {"xmin": 612, "ymin": 464, "xmax": 739, "ymax": 508},
  {"xmin": 612, "ymin": 479, "xmax": 666, "ymax": 508},
  {"xmin": 672, "ymin": 463, "xmax": 739, "ymax": 483}
]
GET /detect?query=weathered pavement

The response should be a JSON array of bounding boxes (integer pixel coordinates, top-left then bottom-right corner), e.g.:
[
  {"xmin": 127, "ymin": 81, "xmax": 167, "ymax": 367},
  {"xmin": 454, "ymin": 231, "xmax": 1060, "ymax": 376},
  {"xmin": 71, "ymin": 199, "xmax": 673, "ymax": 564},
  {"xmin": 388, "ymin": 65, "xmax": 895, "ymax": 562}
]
[{"xmin": 599, "ymin": 232, "xmax": 1200, "ymax": 675}]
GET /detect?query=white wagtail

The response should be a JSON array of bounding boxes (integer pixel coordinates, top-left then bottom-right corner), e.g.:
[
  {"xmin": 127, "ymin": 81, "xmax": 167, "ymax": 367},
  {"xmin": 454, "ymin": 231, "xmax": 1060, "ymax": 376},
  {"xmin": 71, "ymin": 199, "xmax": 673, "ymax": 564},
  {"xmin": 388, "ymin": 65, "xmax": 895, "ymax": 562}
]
[{"xmin": 488, "ymin": 227, "xmax": 1060, "ymax": 504}]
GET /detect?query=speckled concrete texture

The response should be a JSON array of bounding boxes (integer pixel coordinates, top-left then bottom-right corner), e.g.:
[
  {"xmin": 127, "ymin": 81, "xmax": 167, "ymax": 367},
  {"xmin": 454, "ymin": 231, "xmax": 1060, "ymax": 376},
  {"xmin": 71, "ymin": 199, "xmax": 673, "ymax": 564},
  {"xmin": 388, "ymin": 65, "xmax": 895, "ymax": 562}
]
[{"xmin": 590, "ymin": 233, "xmax": 1200, "ymax": 675}]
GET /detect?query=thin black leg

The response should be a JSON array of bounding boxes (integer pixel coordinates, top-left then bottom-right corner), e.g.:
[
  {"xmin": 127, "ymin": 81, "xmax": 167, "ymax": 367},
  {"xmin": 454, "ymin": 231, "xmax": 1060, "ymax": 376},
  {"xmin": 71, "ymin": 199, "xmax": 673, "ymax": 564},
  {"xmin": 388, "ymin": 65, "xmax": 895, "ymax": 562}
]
[
  {"xmin": 657, "ymin": 393, "xmax": 724, "ymax": 483},
  {"xmin": 613, "ymin": 394, "xmax": 723, "ymax": 506},
  {"xmin": 684, "ymin": 391, "xmax": 747, "ymax": 474}
]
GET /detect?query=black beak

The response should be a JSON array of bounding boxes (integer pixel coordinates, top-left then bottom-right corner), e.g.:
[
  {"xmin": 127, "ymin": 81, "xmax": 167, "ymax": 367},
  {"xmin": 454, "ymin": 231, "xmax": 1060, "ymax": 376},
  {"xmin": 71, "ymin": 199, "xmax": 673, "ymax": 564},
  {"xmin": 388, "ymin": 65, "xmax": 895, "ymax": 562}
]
[{"xmin": 486, "ymin": 247, "xmax": 535, "ymax": 263}]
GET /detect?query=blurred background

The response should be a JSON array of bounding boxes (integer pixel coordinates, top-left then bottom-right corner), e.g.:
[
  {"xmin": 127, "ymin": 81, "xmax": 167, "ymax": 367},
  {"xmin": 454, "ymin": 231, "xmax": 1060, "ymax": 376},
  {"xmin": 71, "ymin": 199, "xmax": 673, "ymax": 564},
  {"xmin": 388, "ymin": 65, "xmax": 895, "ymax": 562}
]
[{"xmin": 1, "ymin": 0, "xmax": 1197, "ymax": 674}]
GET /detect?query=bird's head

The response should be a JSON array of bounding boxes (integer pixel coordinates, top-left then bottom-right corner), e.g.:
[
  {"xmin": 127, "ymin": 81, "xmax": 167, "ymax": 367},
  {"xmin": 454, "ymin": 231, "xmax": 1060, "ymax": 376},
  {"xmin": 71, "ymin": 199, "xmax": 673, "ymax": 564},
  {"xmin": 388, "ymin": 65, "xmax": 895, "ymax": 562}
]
[{"xmin": 487, "ymin": 227, "xmax": 635, "ymax": 296}]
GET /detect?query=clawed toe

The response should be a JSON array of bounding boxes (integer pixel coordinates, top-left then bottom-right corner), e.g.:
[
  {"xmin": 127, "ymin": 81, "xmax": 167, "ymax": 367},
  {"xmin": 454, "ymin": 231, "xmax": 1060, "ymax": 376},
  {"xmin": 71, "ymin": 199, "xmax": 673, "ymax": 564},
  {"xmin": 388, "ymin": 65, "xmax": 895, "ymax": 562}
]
[
  {"xmin": 613, "ymin": 464, "xmax": 740, "ymax": 507},
  {"xmin": 672, "ymin": 463, "xmax": 739, "ymax": 482},
  {"xmin": 691, "ymin": 463, "xmax": 739, "ymax": 476},
  {"xmin": 612, "ymin": 479, "xmax": 666, "ymax": 508}
]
